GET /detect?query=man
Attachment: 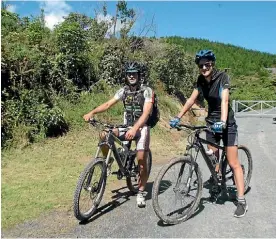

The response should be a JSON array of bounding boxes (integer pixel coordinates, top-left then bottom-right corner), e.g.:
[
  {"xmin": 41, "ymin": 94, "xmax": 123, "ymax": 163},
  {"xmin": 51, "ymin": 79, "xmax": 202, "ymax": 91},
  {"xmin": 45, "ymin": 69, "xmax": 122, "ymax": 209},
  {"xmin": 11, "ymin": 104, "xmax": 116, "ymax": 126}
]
[
  {"xmin": 83, "ymin": 61, "xmax": 154, "ymax": 207},
  {"xmin": 169, "ymin": 50, "xmax": 248, "ymax": 218}
]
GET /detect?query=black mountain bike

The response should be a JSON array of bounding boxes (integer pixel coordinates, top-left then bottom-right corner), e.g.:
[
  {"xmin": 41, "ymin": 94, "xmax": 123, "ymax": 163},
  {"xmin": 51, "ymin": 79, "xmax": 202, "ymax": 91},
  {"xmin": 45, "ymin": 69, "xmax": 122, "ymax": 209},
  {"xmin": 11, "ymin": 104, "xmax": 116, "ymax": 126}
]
[
  {"xmin": 152, "ymin": 123, "xmax": 252, "ymax": 225},
  {"xmin": 73, "ymin": 119, "xmax": 152, "ymax": 221}
]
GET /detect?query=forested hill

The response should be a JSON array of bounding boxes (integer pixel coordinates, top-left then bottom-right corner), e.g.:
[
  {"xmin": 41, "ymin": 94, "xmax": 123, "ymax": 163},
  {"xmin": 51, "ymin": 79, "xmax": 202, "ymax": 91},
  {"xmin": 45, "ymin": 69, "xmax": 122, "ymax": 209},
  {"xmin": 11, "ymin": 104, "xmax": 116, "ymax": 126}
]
[
  {"xmin": 165, "ymin": 36, "xmax": 276, "ymax": 77},
  {"xmin": 164, "ymin": 36, "xmax": 276, "ymax": 101}
]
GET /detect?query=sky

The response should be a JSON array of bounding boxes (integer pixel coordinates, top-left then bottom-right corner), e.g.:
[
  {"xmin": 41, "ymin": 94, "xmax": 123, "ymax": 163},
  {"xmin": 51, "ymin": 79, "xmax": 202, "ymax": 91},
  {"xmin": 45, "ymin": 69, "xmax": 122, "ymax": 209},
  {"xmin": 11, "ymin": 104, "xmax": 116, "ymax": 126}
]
[{"xmin": 4, "ymin": 1, "xmax": 276, "ymax": 54}]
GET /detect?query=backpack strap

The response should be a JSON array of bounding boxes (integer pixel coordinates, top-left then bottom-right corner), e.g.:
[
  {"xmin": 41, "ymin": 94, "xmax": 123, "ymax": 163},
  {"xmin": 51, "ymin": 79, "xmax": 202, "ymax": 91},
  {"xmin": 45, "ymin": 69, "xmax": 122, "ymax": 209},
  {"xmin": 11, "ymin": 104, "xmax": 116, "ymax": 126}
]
[{"xmin": 122, "ymin": 85, "xmax": 130, "ymax": 108}]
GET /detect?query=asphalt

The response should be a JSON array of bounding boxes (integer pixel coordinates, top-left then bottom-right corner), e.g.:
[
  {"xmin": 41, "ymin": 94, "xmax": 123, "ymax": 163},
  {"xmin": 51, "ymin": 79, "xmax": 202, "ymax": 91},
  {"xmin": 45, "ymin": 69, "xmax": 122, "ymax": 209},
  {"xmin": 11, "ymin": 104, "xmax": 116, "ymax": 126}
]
[{"xmin": 2, "ymin": 117, "xmax": 276, "ymax": 238}]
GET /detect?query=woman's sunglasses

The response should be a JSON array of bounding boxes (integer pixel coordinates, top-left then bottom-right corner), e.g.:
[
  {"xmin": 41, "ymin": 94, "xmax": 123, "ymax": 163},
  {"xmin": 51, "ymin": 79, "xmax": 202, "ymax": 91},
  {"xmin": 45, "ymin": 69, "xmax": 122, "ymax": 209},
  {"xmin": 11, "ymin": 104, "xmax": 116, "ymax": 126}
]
[{"xmin": 198, "ymin": 62, "xmax": 212, "ymax": 69}]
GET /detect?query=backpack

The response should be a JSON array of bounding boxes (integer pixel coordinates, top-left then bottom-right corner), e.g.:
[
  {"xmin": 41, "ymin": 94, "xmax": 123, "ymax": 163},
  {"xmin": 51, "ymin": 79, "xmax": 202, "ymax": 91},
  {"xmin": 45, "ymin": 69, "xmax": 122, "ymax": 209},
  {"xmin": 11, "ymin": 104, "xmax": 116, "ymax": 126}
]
[
  {"xmin": 147, "ymin": 92, "xmax": 160, "ymax": 128},
  {"xmin": 122, "ymin": 85, "xmax": 160, "ymax": 128}
]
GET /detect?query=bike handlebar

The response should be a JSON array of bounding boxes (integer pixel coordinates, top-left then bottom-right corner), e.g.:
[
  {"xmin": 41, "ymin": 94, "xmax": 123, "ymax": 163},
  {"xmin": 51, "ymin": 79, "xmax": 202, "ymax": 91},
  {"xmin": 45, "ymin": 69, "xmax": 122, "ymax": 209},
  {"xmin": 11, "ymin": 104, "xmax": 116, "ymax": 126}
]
[
  {"xmin": 175, "ymin": 124, "xmax": 213, "ymax": 133},
  {"xmin": 177, "ymin": 124, "xmax": 208, "ymax": 130},
  {"xmin": 89, "ymin": 118, "xmax": 129, "ymax": 129}
]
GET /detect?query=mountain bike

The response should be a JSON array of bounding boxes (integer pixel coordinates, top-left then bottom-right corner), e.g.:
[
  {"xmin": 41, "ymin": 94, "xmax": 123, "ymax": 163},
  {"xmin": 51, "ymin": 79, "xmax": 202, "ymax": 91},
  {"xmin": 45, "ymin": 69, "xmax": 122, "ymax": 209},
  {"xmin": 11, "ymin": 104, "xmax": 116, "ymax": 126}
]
[
  {"xmin": 73, "ymin": 119, "xmax": 152, "ymax": 221},
  {"xmin": 152, "ymin": 123, "xmax": 252, "ymax": 225}
]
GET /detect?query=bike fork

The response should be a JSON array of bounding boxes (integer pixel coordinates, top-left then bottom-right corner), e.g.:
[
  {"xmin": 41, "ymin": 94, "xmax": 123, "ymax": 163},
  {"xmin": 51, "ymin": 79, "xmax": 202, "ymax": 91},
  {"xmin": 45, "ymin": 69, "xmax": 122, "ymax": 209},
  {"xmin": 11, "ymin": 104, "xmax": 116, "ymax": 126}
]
[
  {"xmin": 174, "ymin": 162, "xmax": 194, "ymax": 194},
  {"xmin": 85, "ymin": 167, "xmax": 95, "ymax": 191},
  {"xmin": 105, "ymin": 149, "xmax": 112, "ymax": 165}
]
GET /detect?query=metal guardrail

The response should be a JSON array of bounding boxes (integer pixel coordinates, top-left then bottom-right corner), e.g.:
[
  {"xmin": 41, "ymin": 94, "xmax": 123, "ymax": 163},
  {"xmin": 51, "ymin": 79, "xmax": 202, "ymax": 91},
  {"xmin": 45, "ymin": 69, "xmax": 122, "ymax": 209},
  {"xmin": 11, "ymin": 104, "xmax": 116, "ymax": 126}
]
[{"xmin": 232, "ymin": 100, "xmax": 276, "ymax": 116}]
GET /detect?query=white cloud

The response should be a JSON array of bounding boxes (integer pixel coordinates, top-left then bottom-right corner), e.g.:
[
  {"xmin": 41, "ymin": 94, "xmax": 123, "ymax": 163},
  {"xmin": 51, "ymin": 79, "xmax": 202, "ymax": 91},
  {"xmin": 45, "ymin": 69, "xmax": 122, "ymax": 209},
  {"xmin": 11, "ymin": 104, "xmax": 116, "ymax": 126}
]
[
  {"xmin": 44, "ymin": 13, "xmax": 65, "ymax": 30},
  {"xmin": 6, "ymin": 4, "xmax": 16, "ymax": 13},
  {"xmin": 41, "ymin": 0, "xmax": 72, "ymax": 30},
  {"xmin": 96, "ymin": 13, "xmax": 129, "ymax": 37}
]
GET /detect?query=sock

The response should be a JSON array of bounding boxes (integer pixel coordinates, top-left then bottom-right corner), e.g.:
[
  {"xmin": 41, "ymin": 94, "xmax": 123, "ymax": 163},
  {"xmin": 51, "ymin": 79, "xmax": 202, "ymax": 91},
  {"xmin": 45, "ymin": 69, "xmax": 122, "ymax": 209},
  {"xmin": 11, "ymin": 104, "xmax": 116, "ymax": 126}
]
[{"xmin": 237, "ymin": 196, "xmax": 246, "ymax": 204}]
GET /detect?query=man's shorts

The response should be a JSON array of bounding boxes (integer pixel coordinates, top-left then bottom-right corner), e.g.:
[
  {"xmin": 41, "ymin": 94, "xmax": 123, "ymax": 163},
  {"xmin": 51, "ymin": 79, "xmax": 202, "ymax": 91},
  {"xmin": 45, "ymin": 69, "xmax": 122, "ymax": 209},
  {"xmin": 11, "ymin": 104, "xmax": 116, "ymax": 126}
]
[
  {"xmin": 118, "ymin": 126, "xmax": 150, "ymax": 151},
  {"xmin": 206, "ymin": 122, "xmax": 238, "ymax": 147}
]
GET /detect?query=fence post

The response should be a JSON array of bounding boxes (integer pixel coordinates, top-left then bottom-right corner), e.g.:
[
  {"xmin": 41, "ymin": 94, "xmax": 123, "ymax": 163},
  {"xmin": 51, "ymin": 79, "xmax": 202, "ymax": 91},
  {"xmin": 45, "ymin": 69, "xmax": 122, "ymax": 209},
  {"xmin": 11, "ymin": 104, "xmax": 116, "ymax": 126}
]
[
  {"xmin": 232, "ymin": 100, "xmax": 236, "ymax": 113},
  {"xmin": 261, "ymin": 101, "xmax": 263, "ymax": 114}
]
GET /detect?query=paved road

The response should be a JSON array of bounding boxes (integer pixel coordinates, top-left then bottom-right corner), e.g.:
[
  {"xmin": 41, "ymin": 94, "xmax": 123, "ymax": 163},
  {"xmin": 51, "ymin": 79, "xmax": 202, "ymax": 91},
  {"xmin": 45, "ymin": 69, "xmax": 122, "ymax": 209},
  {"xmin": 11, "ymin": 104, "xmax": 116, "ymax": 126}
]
[{"xmin": 2, "ymin": 117, "xmax": 276, "ymax": 238}]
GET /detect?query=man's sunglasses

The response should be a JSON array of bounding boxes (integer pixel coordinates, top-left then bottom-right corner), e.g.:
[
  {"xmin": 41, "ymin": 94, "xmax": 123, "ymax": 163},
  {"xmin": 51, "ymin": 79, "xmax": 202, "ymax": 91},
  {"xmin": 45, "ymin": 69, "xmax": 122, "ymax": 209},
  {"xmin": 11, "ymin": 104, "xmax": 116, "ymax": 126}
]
[
  {"xmin": 126, "ymin": 72, "xmax": 138, "ymax": 76},
  {"xmin": 198, "ymin": 62, "xmax": 212, "ymax": 69}
]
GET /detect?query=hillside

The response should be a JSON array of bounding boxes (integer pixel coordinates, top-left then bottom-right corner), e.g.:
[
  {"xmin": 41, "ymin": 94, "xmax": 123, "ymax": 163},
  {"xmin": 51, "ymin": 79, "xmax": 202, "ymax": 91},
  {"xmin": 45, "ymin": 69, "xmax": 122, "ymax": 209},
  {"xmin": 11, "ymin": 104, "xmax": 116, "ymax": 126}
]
[
  {"xmin": 165, "ymin": 36, "xmax": 276, "ymax": 76},
  {"xmin": 164, "ymin": 36, "xmax": 276, "ymax": 101}
]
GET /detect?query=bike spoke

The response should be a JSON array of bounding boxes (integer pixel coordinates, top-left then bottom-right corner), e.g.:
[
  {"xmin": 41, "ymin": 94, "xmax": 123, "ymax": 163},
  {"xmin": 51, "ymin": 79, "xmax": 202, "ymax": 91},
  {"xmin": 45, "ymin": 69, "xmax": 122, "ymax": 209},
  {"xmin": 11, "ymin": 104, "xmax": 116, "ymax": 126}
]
[
  {"xmin": 156, "ymin": 160, "xmax": 199, "ymax": 221},
  {"xmin": 78, "ymin": 164, "xmax": 104, "ymax": 216},
  {"xmin": 223, "ymin": 146, "xmax": 252, "ymax": 193}
]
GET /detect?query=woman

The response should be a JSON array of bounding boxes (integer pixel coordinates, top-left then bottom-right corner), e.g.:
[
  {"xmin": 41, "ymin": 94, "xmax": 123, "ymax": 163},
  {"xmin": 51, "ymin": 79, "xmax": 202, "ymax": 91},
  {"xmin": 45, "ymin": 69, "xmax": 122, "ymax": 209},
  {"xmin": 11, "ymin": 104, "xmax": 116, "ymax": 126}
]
[{"xmin": 169, "ymin": 50, "xmax": 248, "ymax": 218}]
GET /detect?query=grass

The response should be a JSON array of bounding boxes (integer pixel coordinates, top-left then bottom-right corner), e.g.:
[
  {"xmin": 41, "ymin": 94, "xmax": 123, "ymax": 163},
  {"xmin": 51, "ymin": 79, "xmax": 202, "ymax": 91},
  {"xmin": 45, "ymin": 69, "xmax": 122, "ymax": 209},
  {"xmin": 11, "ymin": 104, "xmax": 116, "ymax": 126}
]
[
  {"xmin": 1, "ymin": 87, "xmax": 204, "ymax": 229},
  {"xmin": 1, "ymin": 128, "xmax": 97, "ymax": 228}
]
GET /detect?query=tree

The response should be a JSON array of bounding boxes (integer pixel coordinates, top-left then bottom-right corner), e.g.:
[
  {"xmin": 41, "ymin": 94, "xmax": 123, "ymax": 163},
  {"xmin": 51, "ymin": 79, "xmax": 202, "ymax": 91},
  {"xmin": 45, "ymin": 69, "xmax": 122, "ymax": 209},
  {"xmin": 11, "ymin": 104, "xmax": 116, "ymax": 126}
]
[{"xmin": 112, "ymin": 1, "xmax": 135, "ymax": 39}]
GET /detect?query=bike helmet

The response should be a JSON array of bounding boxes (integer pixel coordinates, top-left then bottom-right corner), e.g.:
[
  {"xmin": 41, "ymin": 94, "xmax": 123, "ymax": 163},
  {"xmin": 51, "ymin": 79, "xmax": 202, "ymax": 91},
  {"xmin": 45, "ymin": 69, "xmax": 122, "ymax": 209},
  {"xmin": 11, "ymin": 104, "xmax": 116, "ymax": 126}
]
[
  {"xmin": 195, "ymin": 49, "xmax": 216, "ymax": 64},
  {"xmin": 125, "ymin": 61, "xmax": 140, "ymax": 73}
]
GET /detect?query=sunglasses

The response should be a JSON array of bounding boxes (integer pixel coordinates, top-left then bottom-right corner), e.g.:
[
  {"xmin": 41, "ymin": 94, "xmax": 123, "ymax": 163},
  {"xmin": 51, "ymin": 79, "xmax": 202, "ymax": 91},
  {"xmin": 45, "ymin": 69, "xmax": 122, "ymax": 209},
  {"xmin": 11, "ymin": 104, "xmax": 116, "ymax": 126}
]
[
  {"xmin": 198, "ymin": 62, "xmax": 212, "ymax": 69},
  {"xmin": 126, "ymin": 72, "xmax": 138, "ymax": 76}
]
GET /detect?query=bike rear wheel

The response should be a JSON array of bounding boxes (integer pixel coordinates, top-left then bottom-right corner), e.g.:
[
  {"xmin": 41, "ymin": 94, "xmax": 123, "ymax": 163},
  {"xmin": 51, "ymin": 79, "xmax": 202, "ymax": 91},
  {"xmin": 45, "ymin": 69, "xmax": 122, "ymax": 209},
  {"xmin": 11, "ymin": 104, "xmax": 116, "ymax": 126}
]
[
  {"xmin": 152, "ymin": 155, "xmax": 203, "ymax": 225},
  {"xmin": 222, "ymin": 145, "xmax": 253, "ymax": 194},
  {"xmin": 126, "ymin": 150, "xmax": 152, "ymax": 193},
  {"xmin": 73, "ymin": 157, "xmax": 107, "ymax": 221}
]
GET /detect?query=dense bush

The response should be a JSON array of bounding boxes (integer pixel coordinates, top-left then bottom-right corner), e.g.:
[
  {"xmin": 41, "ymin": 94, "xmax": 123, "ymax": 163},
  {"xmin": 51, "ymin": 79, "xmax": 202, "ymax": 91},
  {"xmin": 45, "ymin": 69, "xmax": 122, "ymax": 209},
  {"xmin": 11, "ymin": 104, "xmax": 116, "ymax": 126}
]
[{"xmin": 1, "ymin": 89, "xmax": 67, "ymax": 148}]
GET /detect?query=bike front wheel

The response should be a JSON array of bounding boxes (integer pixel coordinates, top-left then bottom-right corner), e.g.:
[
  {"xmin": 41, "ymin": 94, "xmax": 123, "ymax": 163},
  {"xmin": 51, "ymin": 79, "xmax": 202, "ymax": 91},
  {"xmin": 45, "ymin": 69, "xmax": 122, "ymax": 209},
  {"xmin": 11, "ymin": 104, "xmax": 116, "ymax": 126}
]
[
  {"xmin": 73, "ymin": 157, "xmax": 107, "ymax": 221},
  {"xmin": 152, "ymin": 155, "xmax": 203, "ymax": 225},
  {"xmin": 222, "ymin": 145, "xmax": 253, "ymax": 193}
]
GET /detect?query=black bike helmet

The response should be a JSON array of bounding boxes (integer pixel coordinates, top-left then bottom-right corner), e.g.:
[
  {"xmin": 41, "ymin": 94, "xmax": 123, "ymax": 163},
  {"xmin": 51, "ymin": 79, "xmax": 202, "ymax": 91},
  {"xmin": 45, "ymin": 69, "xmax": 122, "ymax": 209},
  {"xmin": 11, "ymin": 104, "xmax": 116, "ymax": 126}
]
[{"xmin": 195, "ymin": 49, "xmax": 216, "ymax": 65}]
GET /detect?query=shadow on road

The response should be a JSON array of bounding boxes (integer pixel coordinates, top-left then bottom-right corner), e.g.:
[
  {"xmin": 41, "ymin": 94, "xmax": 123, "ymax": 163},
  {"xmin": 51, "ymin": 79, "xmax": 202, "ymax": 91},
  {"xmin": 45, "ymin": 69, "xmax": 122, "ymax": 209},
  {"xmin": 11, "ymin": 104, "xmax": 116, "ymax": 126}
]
[
  {"xmin": 79, "ymin": 181, "xmax": 155, "ymax": 225},
  {"xmin": 156, "ymin": 201, "xmax": 206, "ymax": 227},
  {"xmin": 155, "ymin": 179, "xmax": 253, "ymax": 227}
]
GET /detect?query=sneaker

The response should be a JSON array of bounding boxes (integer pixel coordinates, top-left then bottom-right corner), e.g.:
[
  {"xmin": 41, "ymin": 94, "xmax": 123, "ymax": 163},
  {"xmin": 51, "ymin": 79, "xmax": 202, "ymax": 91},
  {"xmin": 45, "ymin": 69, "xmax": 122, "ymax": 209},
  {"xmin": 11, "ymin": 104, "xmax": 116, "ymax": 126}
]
[
  {"xmin": 136, "ymin": 191, "xmax": 147, "ymax": 208},
  {"xmin": 234, "ymin": 201, "xmax": 248, "ymax": 218}
]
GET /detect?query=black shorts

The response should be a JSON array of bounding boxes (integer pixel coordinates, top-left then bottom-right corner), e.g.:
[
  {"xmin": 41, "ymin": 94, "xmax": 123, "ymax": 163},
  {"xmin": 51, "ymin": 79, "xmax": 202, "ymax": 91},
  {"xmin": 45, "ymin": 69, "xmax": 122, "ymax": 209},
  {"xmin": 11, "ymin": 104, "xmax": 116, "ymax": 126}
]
[{"xmin": 206, "ymin": 122, "xmax": 238, "ymax": 147}]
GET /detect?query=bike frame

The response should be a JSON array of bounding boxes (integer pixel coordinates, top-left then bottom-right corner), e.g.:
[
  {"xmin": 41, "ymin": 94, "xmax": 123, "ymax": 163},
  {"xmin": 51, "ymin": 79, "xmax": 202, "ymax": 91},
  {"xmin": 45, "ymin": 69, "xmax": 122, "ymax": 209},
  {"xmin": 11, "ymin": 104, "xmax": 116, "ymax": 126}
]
[
  {"xmin": 94, "ymin": 128, "xmax": 134, "ymax": 176},
  {"xmin": 186, "ymin": 129, "xmax": 226, "ymax": 185}
]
